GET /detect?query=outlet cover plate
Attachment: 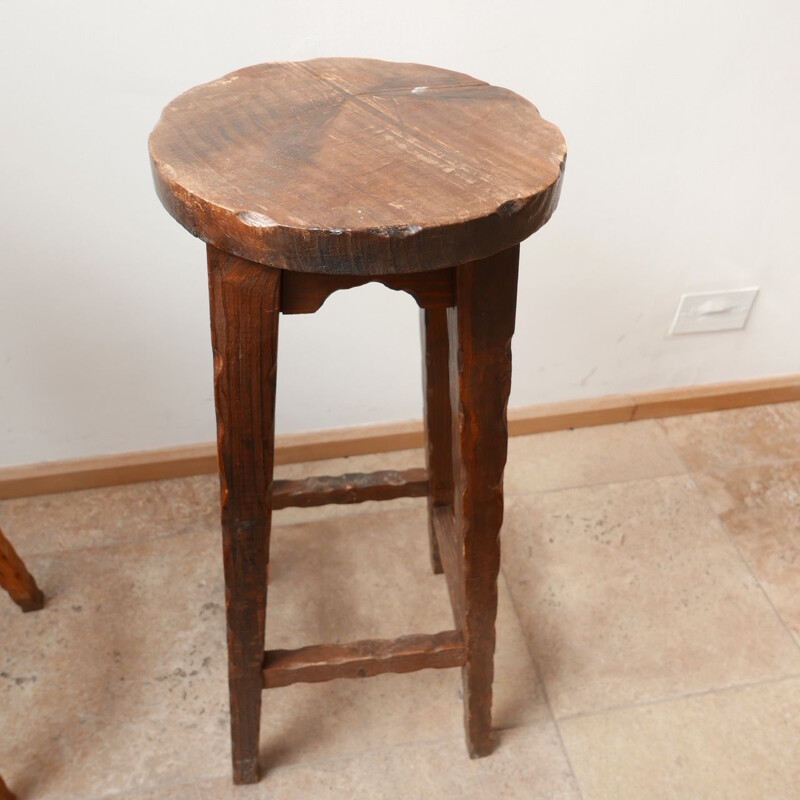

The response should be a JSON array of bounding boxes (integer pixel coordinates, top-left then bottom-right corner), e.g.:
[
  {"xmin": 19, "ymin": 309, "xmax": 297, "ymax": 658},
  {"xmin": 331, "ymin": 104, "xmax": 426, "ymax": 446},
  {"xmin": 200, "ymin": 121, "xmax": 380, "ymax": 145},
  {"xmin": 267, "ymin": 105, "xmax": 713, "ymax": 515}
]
[{"xmin": 669, "ymin": 288, "xmax": 759, "ymax": 335}]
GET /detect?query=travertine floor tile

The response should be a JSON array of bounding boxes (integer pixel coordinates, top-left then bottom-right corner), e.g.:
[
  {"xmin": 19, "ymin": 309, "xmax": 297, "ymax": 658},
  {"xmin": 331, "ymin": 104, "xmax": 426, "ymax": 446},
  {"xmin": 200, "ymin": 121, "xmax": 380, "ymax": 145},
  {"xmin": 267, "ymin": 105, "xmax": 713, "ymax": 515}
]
[
  {"xmin": 7, "ymin": 400, "xmax": 800, "ymax": 799},
  {"xmin": 1, "ymin": 506, "xmax": 545, "ymax": 799},
  {"xmin": 0, "ymin": 479, "xmax": 210, "ymax": 555},
  {"xmin": 659, "ymin": 401, "xmax": 800, "ymax": 472},
  {"xmin": 0, "ymin": 532, "xmax": 231, "ymax": 800},
  {"xmin": 505, "ymin": 420, "xmax": 685, "ymax": 495},
  {"xmin": 114, "ymin": 724, "xmax": 580, "ymax": 800},
  {"xmin": 695, "ymin": 460, "xmax": 800, "ymax": 644},
  {"xmin": 560, "ymin": 677, "xmax": 800, "ymax": 800},
  {"xmin": 501, "ymin": 476, "xmax": 800, "ymax": 718}
]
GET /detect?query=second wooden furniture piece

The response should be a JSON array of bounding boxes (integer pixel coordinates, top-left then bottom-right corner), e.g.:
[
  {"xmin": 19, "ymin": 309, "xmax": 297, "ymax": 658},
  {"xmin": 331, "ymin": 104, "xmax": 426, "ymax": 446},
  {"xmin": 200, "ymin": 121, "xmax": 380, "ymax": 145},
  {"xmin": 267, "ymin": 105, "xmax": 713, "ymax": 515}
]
[
  {"xmin": 149, "ymin": 57, "xmax": 566, "ymax": 784},
  {"xmin": 0, "ymin": 526, "xmax": 43, "ymax": 613},
  {"xmin": 0, "ymin": 774, "xmax": 17, "ymax": 800},
  {"xmin": 1, "ymin": 526, "xmax": 44, "ymax": 800}
]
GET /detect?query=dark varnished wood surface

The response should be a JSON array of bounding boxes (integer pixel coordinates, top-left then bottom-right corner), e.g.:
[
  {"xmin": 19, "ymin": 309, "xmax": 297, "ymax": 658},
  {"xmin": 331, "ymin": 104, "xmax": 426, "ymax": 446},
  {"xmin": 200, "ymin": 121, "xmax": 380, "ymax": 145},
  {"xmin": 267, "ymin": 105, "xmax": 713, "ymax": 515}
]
[
  {"xmin": 280, "ymin": 266, "xmax": 456, "ymax": 313},
  {"xmin": 433, "ymin": 508, "xmax": 464, "ymax": 623},
  {"xmin": 150, "ymin": 58, "xmax": 565, "ymax": 275},
  {"xmin": 449, "ymin": 247, "xmax": 519, "ymax": 757},
  {"xmin": 202, "ymin": 242, "xmax": 526, "ymax": 780},
  {"xmin": 421, "ymin": 307, "xmax": 454, "ymax": 573},
  {"xmin": 272, "ymin": 468, "xmax": 428, "ymax": 509},
  {"xmin": 262, "ymin": 630, "xmax": 465, "ymax": 689},
  {"xmin": 207, "ymin": 247, "xmax": 280, "ymax": 784}
]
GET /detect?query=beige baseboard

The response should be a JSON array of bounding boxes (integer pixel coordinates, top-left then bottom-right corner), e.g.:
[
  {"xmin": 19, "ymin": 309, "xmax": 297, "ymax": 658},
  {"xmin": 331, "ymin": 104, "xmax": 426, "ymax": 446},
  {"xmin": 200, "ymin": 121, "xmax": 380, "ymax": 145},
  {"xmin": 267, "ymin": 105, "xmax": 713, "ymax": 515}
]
[{"xmin": 1, "ymin": 374, "xmax": 799, "ymax": 500}]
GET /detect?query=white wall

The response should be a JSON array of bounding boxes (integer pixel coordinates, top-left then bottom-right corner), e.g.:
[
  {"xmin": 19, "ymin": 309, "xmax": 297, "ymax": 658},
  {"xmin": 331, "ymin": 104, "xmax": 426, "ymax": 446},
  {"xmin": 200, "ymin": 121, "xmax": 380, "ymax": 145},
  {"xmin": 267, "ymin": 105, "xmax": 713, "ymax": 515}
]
[{"xmin": 1, "ymin": 1, "xmax": 799, "ymax": 468}]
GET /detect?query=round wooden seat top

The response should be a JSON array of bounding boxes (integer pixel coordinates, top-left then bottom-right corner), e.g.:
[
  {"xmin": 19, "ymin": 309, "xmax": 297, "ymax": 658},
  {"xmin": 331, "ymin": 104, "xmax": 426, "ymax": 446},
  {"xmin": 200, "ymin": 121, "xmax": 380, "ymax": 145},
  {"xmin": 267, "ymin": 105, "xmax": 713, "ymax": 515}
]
[{"xmin": 149, "ymin": 58, "xmax": 566, "ymax": 276}]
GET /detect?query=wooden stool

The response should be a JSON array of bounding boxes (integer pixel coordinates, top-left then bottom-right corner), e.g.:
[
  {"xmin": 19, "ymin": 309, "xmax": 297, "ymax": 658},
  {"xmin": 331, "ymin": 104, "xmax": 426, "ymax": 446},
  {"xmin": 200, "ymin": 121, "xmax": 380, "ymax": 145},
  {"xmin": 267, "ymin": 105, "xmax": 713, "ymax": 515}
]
[{"xmin": 149, "ymin": 57, "xmax": 565, "ymax": 784}]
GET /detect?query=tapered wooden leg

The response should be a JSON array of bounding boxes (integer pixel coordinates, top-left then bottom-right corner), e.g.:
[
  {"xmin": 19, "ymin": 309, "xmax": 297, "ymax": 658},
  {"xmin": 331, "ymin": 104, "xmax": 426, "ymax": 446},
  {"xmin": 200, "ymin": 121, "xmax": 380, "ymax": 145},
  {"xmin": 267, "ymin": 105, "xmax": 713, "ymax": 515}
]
[
  {"xmin": 208, "ymin": 246, "xmax": 281, "ymax": 785},
  {"xmin": 421, "ymin": 307, "xmax": 455, "ymax": 574},
  {"xmin": 0, "ymin": 526, "xmax": 44, "ymax": 612},
  {"xmin": 449, "ymin": 246, "xmax": 519, "ymax": 758},
  {"xmin": 0, "ymin": 774, "xmax": 16, "ymax": 800}
]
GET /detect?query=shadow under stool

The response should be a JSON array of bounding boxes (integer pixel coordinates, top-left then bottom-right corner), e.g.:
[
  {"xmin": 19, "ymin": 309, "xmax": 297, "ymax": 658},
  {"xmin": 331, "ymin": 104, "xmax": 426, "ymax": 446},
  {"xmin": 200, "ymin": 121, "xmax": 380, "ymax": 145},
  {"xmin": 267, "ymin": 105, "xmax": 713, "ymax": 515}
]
[{"xmin": 149, "ymin": 57, "xmax": 566, "ymax": 784}]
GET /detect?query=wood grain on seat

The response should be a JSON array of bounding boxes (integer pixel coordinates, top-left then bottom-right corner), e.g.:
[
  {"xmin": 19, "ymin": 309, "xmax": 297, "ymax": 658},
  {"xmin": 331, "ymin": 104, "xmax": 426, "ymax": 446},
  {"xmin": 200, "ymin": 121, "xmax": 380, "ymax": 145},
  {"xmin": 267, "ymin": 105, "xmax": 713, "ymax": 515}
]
[{"xmin": 149, "ymin": 58, "xmax": 565, "ymax": 275}]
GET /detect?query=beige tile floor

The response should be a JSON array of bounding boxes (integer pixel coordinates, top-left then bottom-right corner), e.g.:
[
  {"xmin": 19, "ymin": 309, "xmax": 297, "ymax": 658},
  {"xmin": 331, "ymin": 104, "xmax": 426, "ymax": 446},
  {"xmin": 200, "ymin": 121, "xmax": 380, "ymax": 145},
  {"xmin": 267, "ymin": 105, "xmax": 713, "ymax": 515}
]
[{"xmin": 2, "ymin": 402, "xmax": 800, "ymax": 799}]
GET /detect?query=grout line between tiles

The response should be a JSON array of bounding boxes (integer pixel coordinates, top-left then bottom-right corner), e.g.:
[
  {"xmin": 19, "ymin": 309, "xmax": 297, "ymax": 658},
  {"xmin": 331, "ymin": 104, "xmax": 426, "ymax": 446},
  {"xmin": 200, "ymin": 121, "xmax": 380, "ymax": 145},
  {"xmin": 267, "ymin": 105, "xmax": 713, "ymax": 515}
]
[
  {"xmin": 9, "ymin": 411, "xmax": 800, "ymax": 562},
  {"xmin": 506, "ymin": 469, "xmax": 696, "ymax": 507},
  {"xmin": 698, "ymin": 452, "xmax": 800, "ymax": 473},
  {"xmin": 661, "ymin": 432, "xmax": 800, "ymax": 658},
  {"xmin": 699, "ymin": 489, "xmax": 800, "ymax": 656},
  {"xmin": 498, "ymin": 568, "xmax": 588, "ymax": 800},
  {"xmin": 5, "ymin": 406, "xmax": 800, "ymax": 562},
  {"xmin": 0, "ymin": 498, "xmax": 432, "ymax": 561},
  {"xmin": 0, "ymin": 497, "xmax": 430, "ymax": 561},
  {"xmin": 0, "ymin": 520, "xmax": 221, "ymax": 561},
  {"xmin": 556, "ymin": 670, "xmax": 800, "ymax": 725},
  {"xmin": 10, "ymin": 464, "xmax": 704, "ymax": 564},
  {"xmin": 653, "ymin": 416, "xmax": 800, "ymax": 475}
]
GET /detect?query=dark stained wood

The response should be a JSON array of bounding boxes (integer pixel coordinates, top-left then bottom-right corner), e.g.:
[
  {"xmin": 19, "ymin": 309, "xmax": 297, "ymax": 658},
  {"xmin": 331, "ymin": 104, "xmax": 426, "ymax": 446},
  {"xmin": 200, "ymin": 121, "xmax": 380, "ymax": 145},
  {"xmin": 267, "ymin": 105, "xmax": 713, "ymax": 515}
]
[
  {"xmin": 1, "ymin": 529, "xmax": 43, "ymax": 800},
  {"xmin": 432, "ymin": 508, "xmax": 464, "ymax": 624},
  {"xmin": 448, "ymin": 246, "xmax": 519, "ymax": 758},
  {"xmin": 272, "ymin": 468, "xmax": 428, "ymax": 509},
  {"xmin": 0, "ymin": 525, "xmax": 44, "ymax": 612},
  {"xmin": 0, "ymin": 775, "xmax": 16, "ymax": 800},
  {"xmin": 421, "ymin": 307, "xmax": 455, "ymax": 573},
  {"xmin": 262, "ymin": 630, "xmax": 465, "ymax": 689},
  {"xmin": 280, "ymin": 267, "xmax": 456, "ymax": 314},
  {"xmin": 153, "ymin": 58, "xmax": 564, "ymax": 784},
  {"xmin": 207, "ymin": 245, "xmax": 280, "ymax": 785},
  {"xmin": 150, "ymin": 58, "xmax": 566, "ymax": 275}
]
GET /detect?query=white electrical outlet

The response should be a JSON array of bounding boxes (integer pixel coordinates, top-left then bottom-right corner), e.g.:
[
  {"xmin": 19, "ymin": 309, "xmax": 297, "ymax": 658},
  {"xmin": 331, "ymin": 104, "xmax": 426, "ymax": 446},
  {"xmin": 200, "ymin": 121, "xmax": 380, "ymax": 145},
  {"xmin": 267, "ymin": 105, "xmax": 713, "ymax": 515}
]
[{"xmin": 669, "ymin": 288, "xmax": 759, "ymax": 335}]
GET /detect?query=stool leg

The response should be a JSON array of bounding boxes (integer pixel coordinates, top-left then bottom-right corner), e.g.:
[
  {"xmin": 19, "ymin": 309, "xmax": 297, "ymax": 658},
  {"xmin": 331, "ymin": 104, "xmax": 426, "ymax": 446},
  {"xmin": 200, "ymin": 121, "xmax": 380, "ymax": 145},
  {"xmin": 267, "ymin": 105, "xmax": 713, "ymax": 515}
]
[
  {"xmin": 421, "ymin": 307, "xmax": 454, "ymax": 574},
  {"xmin": 0, "ymin": 525, "xmax": 44, "ymax": 612},
  {"xmin": 449, "ymin": 246, "xmax": 519, "ymax": 758},
  {"xmin": 208, "ymin": 247, "xmax": 281, "ymax": 784}
]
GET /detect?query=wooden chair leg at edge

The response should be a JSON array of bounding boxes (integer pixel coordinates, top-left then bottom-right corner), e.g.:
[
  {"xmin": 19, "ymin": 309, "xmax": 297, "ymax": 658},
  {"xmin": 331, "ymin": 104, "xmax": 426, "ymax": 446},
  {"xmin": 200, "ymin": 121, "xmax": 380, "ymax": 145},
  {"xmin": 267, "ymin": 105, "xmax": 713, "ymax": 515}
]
[
  {"xmin": 0, "ymin": 526, "xmax": 44, "ymax": 613},
  {"xmin": 1, "ymin": 527, "xmax": 43, "ymax": 799},
  {"xmin": 0, "ymin": 774, "xmax": 17, "ymax": 800},
  {"xmin": 208, "ymin": 246, "xmax": 280, "ymax": 784},
  {"xmin": 449, "ymin": 246, "xmax": 519, "ymax": 757}
]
